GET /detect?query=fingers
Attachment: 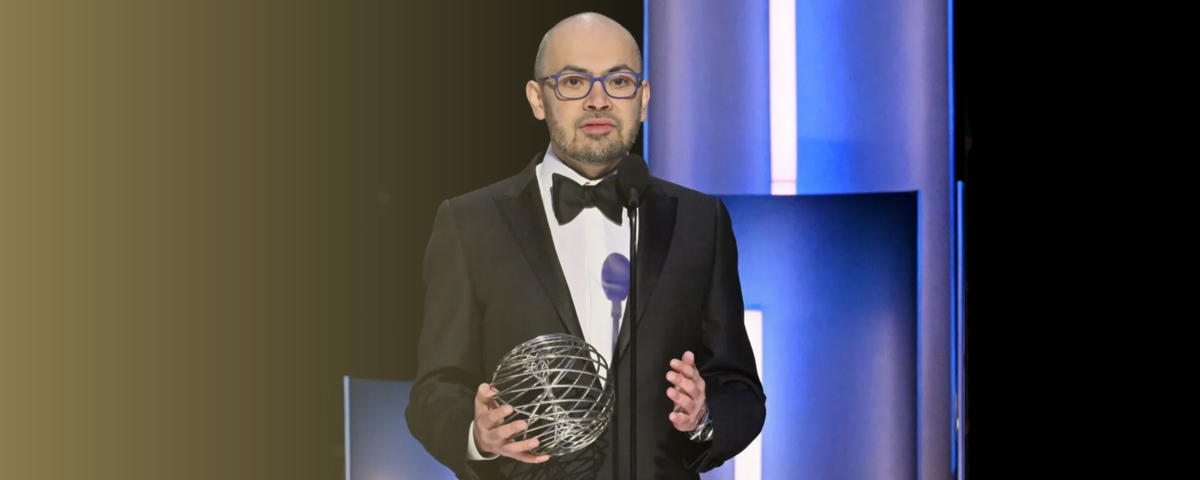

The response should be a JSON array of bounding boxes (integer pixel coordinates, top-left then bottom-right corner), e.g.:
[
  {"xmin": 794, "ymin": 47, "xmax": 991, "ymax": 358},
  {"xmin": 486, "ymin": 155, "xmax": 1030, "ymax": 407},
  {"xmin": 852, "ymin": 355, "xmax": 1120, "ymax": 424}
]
[
  {"xmin": 665, "ymin": 351, "xmax": 706, "ymax": 430},
  {"xmin": 475, "ymin": 401, "xmax": 513, "ymax": 435},
  {"xmin": 494, "ymin": 418, "xmax": 530, "ymax": 441},
  {"xmin": 474, "ymin": 383, "xmax": 499, "ymax": 416},
  {"xmin": 674, "ymin": 360, "xmax": 705, "ymax": 392},
  {"xmin": 667, "ymin": 352, "xmax": 706, "ymax": 406},
  {"xmin": 666, "ymin": 387, "xmax": 685, "ymax": 408},
  {"xmin": 481, "ymin": 403, "xmax": 514, "ymax": 429},
  {"xmin": 509, "ymin": 451, "xmax": 552, "ymax": 464},
  {"xmin": 470, "ymin": 384, "xmax": 552, "ymax": 464},
  {"xmin": 666, "ymin": 371, "xmax": 702, "ymax": 401},
  {"xmin": 666, "ymin": 386, "xmax": 699, "ymax": 417},
  {"xmin": 475, "ymin": 384, "xmax": 486, "ymax": 417},
  {"xmin": 670, "ymin": 356, "xmax": 701, "ymax": 382},
  {"xmin": 485, "ymin": 418, "xmax": 550, "ymax": 464},
  {"xmin": 501, "ymin": 435, "xmax": 540, "ymax": 455},
  {"xmin": 666, "ymin": 380, "xmax": 696, "ymax": 408},
  {"xmin": 668, "ymin": 410, "xmax": 695, "ymax": 431}
]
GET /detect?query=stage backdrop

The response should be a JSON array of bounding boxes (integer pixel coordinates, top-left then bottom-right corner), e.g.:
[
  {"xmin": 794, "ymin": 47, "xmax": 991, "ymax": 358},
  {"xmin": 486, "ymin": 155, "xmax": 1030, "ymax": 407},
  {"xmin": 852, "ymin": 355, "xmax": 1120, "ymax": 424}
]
[{"xmin": 647, "ymin": 0, "xmax": 955, "ymax": 479}]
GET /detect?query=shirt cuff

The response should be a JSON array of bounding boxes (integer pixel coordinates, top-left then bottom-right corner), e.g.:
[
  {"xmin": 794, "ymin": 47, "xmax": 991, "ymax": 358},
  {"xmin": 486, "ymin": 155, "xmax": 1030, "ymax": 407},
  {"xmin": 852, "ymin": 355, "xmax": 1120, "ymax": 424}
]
[{"xmin": 467, "ymin": 419, "xmax": 500, "ymax": 461}]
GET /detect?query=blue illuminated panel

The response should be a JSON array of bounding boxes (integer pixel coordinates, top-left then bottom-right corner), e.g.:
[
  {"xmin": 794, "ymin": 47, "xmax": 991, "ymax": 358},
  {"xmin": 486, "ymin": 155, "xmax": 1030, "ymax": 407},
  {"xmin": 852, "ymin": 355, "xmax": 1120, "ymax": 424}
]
[
  {"xmin": 346, "ymin": 378, "xmax": 458, "ymax": 480},
  {"xmin": 721, "ymin": 193, "xmax": 918, "ymax": 480}
]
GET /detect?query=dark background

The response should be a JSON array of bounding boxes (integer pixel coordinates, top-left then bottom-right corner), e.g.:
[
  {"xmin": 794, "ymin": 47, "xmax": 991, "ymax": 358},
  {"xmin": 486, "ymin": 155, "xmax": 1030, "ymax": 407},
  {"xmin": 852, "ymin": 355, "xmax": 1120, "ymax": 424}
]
[{"xmin": 1, "ymin": 2, "xmax": 641, "ymax": 479}]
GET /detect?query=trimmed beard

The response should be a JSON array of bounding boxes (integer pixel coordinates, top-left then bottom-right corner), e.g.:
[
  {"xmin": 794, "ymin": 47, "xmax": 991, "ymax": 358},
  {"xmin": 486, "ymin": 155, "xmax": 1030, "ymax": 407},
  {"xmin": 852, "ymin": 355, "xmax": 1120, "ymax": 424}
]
[{"xmin": 546, "ymin": 105, "xmax": 640, "ymax": 167}]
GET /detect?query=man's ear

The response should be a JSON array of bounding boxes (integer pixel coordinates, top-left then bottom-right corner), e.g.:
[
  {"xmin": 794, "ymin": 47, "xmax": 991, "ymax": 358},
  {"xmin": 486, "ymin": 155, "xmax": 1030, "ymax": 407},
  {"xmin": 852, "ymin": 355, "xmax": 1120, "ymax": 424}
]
[
  {"xmin": 526, "ymin": 80, "xmax": 546, "ymax": 120},
  {"xmin": 639, "ymin": 80, "xmax": 650, "ymax": 123}
]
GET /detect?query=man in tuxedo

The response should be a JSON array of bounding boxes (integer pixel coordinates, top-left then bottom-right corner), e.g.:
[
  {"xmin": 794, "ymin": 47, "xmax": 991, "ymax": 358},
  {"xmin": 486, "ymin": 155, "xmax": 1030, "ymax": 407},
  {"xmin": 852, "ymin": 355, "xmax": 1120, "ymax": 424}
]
[{"xmin": 405, "ymin": 12, "xmax": 765, "ymax": 480}]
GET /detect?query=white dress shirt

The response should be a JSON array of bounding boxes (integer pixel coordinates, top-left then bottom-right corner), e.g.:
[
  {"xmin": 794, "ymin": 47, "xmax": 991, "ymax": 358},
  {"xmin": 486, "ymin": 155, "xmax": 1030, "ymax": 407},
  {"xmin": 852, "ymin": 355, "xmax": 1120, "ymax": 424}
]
[{"xmin": 468, "ymin": 145, "xmax": 634, "ymax": 460}]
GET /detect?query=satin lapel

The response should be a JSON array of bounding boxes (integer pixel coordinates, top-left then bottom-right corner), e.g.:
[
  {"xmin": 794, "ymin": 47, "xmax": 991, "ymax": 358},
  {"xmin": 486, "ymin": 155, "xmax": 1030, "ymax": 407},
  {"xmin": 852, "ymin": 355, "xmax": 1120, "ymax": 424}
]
[
  {"xmin": 494, "ymin": 168, "xmax": 585, "ymax": 340},
  {"xmin": 613, "ymin": 187, "xmax": 678, "ymax": 363}
]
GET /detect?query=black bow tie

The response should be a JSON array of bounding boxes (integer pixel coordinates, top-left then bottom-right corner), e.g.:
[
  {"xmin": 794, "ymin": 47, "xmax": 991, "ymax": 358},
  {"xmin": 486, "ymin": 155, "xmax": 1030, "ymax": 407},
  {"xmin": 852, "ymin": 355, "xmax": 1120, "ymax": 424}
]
[{"xmin": 550, "ymin": 173, "xmax": 623, "ymax": 226}]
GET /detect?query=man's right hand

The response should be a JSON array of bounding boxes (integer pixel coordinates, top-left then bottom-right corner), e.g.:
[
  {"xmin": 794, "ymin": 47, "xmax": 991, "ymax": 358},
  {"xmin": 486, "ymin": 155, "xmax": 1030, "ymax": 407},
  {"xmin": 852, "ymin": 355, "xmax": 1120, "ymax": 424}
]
[{"xmin": 473, "ymin": 383, "xmax": 550, "ymax": 463}]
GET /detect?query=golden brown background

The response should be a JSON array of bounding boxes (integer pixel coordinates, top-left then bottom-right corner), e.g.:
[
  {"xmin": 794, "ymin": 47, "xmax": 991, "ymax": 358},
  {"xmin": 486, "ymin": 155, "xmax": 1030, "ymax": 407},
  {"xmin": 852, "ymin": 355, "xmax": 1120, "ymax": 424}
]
[{"xmin": 0, "ymin": 1, "xmax": 642, "ymax": 478}]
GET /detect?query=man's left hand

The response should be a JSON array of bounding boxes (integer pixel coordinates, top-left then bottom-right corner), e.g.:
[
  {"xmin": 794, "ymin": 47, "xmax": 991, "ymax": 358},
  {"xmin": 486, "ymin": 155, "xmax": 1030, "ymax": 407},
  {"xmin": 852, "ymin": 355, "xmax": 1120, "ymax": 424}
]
[{"xmin": 665, "ymin": 351, "xmax": 707, "ymax": 432}]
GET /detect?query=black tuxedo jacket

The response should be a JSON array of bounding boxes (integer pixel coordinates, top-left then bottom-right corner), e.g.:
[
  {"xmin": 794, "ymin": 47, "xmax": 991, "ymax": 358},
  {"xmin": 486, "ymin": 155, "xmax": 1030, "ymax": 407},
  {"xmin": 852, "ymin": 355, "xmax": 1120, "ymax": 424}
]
[{"xmin": 406, "ymin": 152, "xmax": 766, "ymax": 480}]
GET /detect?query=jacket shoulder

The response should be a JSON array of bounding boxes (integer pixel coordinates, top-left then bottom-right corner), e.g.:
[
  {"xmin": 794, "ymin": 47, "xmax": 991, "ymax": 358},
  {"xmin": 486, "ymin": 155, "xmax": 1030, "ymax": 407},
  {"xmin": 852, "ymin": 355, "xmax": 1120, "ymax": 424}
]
[{"xmin": 649, "ymin": 176, "xmax": 724, "ymax": 213}]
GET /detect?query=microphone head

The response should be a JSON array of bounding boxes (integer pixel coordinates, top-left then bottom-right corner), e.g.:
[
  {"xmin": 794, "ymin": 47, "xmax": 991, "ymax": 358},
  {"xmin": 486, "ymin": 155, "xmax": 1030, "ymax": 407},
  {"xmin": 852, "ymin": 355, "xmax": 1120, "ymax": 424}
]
[{"xmin": 616, "ymin": 154, "xmax": 649, "ymax": 208}]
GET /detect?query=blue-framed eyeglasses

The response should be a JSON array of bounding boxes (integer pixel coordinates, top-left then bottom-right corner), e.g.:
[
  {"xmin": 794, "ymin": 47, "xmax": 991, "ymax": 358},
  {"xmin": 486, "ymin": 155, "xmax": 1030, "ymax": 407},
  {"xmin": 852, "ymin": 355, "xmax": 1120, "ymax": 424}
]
[{"xmin": 536, "ymin": 71, "xmax": 645, "ymax": 100}]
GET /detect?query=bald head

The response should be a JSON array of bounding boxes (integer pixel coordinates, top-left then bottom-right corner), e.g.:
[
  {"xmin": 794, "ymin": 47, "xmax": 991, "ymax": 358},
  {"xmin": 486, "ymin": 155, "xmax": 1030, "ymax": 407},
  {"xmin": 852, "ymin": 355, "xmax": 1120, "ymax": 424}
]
[
  {"xmin": 525, "ymin": 12, "xmax": 649, "ymax": 178},
  {"xmin": 534, "ymin": 12, "xmax": 642, "ymax": 79}
]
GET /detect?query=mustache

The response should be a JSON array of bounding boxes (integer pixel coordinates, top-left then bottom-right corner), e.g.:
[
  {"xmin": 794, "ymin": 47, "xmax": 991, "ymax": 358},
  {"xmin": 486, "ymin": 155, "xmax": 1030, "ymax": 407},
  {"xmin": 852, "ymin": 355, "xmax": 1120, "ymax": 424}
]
[{"xmin": 576, "ymin": 114, "xmax": 622, "ymax": 129}]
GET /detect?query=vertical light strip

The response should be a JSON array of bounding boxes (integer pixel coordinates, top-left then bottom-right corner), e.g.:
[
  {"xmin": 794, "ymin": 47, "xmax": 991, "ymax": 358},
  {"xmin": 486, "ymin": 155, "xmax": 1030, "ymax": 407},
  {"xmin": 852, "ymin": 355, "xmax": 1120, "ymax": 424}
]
[
  {"xmin": 956, "ymin": 181, "xmax": 965, "ymax": 480},
  {"xmin": 948, "ymin": 0, "xmax": 958, "ymax": 474},
  {"xmin": 915, "ymin": 189, "xmax": 924, "ymax": 475},
  {"xmin": 642, "ymin": 0, "xmax": 651, "ymax": 163},
  {"xmin": 735, "ymin": 310, "xmax": 764, "ymax": 480},
  {"xmin": 344, "ymin": 376, "xmax": 351, "ymax": 480},
  {"xmin": 769, "ymin": 0, "xmax": 797, "ymax": 195}
]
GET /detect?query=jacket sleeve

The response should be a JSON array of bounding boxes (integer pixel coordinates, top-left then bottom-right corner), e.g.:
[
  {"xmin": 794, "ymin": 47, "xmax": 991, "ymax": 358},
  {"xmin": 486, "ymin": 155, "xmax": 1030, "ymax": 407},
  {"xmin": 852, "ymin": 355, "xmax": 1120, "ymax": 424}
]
[
  {"xmin": 405, "ymin": 199, "xmax": 491, "ymax": 479},
  {"xmin": 682, "ymin": 198, "xmax": 767, "ymax": 473}
]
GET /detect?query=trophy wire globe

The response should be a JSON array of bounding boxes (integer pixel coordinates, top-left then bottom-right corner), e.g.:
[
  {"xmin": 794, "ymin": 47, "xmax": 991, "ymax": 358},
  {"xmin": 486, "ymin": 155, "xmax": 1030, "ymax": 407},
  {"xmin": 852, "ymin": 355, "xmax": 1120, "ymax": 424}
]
[{"xmin": 490, "ymin": 333, "xmax": 614, "ymax": 457}]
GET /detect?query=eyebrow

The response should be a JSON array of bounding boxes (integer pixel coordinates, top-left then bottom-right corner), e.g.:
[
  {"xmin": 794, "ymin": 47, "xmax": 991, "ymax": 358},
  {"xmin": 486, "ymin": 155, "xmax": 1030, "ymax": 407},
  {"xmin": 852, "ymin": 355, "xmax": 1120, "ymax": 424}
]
[{"xmin": 556, "ymin": 64, "xmax": 639, "ymax": 75}]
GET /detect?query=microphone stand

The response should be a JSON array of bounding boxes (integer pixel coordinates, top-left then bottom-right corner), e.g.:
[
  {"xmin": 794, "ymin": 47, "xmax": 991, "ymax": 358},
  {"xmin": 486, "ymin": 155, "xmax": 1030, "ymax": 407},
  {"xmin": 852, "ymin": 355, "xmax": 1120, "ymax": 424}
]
[{"xmin": 626, "ymin": 198, "xmax": 639, "ymax": 480}]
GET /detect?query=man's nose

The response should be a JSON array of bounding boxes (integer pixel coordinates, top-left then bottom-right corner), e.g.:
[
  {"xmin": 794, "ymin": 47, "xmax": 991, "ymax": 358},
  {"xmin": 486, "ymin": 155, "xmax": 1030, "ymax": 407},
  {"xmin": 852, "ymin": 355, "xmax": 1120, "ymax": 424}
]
[{"xmin": 583, "ymin": 81, "xmax": 612, "ymax": 111}]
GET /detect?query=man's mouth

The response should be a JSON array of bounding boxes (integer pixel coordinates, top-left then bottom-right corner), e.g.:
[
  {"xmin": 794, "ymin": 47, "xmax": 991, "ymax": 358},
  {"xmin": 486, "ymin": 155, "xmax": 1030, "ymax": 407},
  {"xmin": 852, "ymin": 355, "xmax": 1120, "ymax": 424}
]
[{"xmin": 580, "ymin": 119, "xmax": 616, "ymax": 134}]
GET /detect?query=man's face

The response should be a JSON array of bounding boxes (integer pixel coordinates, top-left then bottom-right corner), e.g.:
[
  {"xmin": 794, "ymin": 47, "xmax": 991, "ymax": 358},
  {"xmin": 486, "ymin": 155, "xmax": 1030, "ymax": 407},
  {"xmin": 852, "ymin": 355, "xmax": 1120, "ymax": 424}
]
[{"xmin": 527, "ymin": 23, "xmax": 649, "ymax": 167}]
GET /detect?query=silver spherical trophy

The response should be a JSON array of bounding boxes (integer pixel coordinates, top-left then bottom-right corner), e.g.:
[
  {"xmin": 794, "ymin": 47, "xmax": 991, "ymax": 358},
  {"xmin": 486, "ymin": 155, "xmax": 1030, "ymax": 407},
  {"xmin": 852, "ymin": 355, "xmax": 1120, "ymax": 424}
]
[{"xmin": 491, "ymin": 333, "xmax": 614, "ymax": 456}]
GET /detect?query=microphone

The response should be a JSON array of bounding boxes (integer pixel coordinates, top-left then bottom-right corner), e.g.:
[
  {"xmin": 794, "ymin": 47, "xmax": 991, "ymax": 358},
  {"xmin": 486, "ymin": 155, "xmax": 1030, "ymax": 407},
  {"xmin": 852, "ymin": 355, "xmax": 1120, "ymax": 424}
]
[
  {"xmin": 617, "ymin": 154, "xmax": 649, "ymax": 209},
  {"xmin": 615, "ymin": 153, "xmax": 648, "ymax": 480}
]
